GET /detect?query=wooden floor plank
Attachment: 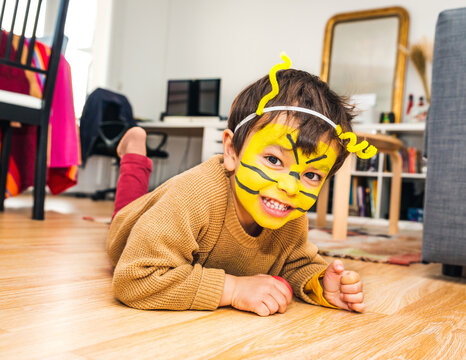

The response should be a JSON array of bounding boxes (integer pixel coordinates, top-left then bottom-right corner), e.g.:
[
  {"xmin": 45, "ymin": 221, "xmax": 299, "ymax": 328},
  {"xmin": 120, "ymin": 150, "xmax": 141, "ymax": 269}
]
[
  {"xmin": 327, "ymin": 285, "xmax": 466, "ymax": 359},
  {"xmin": 73, "ymin": 305, "xmax": 386, "ymax": 360},
  {"xmin": 0, "ymin": 309, "xmax": 214, "ymax": 360},
  {"xmin": 0, "ymin": 195, "xmax": 465, "ymax": 360}
]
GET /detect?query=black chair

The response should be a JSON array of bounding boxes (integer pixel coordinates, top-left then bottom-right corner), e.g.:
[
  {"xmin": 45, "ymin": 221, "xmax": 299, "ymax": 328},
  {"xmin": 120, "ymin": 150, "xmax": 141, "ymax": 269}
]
[
  {"xmin": 80, "ymin": 92, "xmax": 168, "ymax": 201},
  {"xmin": 0, "ymin": 0, "xmax": 70, "ymax": 220}
]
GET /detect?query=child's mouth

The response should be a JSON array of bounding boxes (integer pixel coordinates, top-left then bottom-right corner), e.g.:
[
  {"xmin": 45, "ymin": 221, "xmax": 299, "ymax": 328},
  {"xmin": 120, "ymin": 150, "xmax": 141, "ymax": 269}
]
[{"xmin": 260, "ymin": 196, "xmax": 293, "ymax": 217}]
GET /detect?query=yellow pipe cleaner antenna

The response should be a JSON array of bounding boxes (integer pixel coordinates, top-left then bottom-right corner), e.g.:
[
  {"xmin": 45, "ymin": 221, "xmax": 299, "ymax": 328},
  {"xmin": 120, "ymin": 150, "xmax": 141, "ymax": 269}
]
[
  {"xmin": 336, "ymin": 125, "xmax": 378, "ymax": 159},
  {"xmin": 249, "ymin": 52, "xmax": 378, "ymax": 160},
  {"xmin": 256, "ymin": 52, "xmax": 292, "ymax": 116}
]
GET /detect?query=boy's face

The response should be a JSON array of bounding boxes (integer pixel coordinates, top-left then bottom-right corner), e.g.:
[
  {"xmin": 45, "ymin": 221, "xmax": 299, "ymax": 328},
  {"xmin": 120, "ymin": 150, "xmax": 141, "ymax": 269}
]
[{"xmin": 226, "ymin": 116, "xmax": 338, "ymax": 232}]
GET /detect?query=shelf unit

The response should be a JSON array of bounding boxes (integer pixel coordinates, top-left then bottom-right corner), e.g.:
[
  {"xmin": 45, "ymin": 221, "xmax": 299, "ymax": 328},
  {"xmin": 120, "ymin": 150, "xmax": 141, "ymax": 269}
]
[{"xmin": 348, "ymin": 122, "xmax": 426, "ymax": 221}]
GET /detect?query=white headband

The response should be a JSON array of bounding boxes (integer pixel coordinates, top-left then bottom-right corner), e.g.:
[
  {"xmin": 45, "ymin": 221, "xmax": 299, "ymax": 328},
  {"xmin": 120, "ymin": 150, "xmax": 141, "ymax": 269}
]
[{"xmin": 234, "ymin": 105, "xmax": 337, "ymax": 133}]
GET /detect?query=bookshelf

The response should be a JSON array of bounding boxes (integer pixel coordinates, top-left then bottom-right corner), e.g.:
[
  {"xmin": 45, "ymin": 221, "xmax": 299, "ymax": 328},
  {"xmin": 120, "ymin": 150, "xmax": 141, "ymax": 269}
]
[{"xmin": 347, "ymin": 122, "xmax": 426, "ymax": 222}]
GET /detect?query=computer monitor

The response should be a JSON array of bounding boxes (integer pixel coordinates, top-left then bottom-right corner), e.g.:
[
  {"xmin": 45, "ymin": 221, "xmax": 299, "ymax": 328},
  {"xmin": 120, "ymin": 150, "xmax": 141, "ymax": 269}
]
[{"xmin": 165, "ymin": 79, "xmax": 220, "ymax": 117}]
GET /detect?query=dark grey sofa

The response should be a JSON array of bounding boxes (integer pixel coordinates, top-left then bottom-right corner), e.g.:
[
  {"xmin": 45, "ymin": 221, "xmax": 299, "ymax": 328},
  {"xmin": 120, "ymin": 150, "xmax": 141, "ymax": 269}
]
[{"xmin": 422, "ymin": 7, "xmax": 466, "ymax": 276}]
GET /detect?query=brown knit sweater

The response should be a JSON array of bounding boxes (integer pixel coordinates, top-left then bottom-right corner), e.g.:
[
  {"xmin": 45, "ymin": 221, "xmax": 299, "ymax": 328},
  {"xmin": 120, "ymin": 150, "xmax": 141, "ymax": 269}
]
[{"xmin": 107, "ymin": 155, "xmax": 328, "ymax": 311}]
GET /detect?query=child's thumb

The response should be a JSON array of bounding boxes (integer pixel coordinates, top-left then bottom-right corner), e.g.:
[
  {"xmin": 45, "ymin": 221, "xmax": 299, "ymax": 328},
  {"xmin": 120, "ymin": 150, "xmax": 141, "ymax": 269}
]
[
  {"xmin": 327, "ymin": 260, "xmax": 345, "ymax": 276},
  {"xmin": 323, "ymin": 260, "xmax": 345, "ymax": 292}
]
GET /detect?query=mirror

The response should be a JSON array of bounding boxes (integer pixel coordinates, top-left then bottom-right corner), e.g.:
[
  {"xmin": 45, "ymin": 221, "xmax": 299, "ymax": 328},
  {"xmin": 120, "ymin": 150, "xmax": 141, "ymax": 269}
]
[{"xmin": 321, "ymin": 7, "xmax": 409, "ymax": 123}]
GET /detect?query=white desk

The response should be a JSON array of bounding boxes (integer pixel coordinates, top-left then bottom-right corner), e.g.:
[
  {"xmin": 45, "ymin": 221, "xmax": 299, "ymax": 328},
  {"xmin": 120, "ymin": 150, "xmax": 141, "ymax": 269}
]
[{"xmin": 139, "ymin": 119, "xmax": 227, "ymax": 162}]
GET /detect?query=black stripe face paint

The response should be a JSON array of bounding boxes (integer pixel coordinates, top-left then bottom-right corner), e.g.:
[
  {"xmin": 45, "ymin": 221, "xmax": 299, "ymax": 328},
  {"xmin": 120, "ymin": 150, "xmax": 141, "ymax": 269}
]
[
  {"xmin": 288, "ymin": 171, "xmax": 300, "ymax": 180},
  {"xmin": 240, "ymin": 162, "xmax": 277, "ymax": 183},
  {"xmin": 306, "ymin": 154, "xmax": 327, "ymax": 164},
  {"xmin": 235, "ymin": 176, "xmax": 259, "ymax": 195},
  {"xmin": 286, "ymin": 134, "xmax": 299, "ymax": 165},
  {"xmin": 299, "ymin": 190, "xmax": 318, "ymax": 199}
]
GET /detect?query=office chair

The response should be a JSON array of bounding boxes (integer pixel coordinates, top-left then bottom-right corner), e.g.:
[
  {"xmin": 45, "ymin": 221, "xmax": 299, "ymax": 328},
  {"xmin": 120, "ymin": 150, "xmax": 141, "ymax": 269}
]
[
  {"xmin": 0, "ymin": 0, "xmax": 70, "ymax": 220},
  {"xmin": 80, "ymin": 91, "xmax": 168, "ymax": 201}
]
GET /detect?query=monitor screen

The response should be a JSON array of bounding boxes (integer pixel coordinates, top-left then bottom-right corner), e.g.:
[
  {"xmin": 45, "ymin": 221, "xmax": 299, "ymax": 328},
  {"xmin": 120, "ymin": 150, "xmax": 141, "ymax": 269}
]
[
  {"xmin": 166, "ymin": 80, "xmax": 190, "ymax": 116},
  {"xmin": 165, "ymin": 79, "xmax": 220, "ymax": 117}
]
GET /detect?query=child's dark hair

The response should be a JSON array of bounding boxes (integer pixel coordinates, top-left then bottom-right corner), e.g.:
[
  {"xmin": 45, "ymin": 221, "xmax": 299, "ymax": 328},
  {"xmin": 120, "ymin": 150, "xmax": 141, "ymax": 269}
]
[{"xmin": 227, "ymin": 69, "xmax": 355, "ymax": 177}]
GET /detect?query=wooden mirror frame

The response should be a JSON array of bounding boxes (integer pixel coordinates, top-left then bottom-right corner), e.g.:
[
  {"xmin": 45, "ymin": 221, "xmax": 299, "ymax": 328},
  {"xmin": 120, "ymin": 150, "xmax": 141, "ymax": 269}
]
[{"xmin": 321, "ymin": 7, "xmax": 410, "ymax": 123}]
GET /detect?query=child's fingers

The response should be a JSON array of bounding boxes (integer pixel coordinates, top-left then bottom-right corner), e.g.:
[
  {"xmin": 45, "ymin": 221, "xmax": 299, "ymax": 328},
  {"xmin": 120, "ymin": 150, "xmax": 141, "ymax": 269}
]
[
  {"xmin": 269, "ymin": 289, "xmax": 289, "ymax": 313},
  {"xmin": 272, "ymin": 276, "xmax": 293, "ymax": 301},
  {"xmin": 255, "ymin": 302, "xmax": 271, "ymax": 317},
  {"xmin": 340, "ymin": 292, "xmax": 364, "ymax": 304},
  {"xmin": 277, "ymin": 283, "xmax": 293, "ymax": 304},
  {"xmin": 262, "ymin": 295, "xmax": 280, "ymax": 315},
  {"xmin": 340, "ymin": 270, "xmax": 360, "ymax": 285},
  {"xmin": 349, "ymin": 302, "xmax": 365, "ymax": 313},
  {"xmin": 340, "ymin": 281, "xmax": 363, "ymax": 294}
]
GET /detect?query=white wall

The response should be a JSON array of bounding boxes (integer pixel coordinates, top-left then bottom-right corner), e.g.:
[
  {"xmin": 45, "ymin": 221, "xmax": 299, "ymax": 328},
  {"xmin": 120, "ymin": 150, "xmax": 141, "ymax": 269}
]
[
  {"xmin": 87, "ymin": 0, "xmax": 113, "ymax": 92},
  {"xmin": 106, "ymin": 0, "xmax": 170, "ymax": 121},
  {"xmin": 106, "ymin": 0, "xmax": 464, "ymax": 121}
]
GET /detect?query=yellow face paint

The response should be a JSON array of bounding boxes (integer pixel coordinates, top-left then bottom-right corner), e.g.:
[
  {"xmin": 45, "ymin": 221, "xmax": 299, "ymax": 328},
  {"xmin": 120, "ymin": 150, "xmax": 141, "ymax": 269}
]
[{"xmin": 235, "ymin": 122, "xmax": 338, "ymax": 229}]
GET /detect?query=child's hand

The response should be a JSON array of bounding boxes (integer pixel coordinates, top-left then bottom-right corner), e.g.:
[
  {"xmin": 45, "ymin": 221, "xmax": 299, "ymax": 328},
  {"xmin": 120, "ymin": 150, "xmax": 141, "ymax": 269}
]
[
  {"xmin": 321, "ymin": 260, "xmax": 365, "ymax": 312},
  {"xmin": 221, "ymin": 274, "xmax": 293, "ymax": 316}
]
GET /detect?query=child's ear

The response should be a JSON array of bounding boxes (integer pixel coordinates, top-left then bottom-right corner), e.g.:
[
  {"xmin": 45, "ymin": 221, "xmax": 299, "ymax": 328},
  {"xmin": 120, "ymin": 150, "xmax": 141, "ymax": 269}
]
[{"xmin": 222, "ymin": 129, "xmax": 237, "ymax": 172}]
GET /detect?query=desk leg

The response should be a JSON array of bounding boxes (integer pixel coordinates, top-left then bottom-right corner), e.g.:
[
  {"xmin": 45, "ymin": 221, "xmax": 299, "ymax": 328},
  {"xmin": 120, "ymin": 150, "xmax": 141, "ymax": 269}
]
[
  {"xmin": 332, "ymin": 155, "xmax": 352, "ymax": 240},
  {"xmin": 316, "ymin": 180, "xmax": 329, "ymax": 227},
  {"xmin": 388, "ymin": 151, "xmax": 402, "ymax": 235}
]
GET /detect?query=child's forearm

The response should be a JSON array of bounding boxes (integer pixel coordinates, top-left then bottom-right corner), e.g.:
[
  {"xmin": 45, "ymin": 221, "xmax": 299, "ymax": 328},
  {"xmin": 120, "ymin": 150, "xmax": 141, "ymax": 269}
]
[{"xmin": 219, "ymin": 273, "xmax": 236, "ymax": 306}]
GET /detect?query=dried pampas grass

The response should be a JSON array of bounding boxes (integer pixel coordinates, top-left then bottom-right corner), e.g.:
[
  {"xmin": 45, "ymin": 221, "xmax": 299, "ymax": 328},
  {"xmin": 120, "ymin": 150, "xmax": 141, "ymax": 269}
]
[{"xmin": 401, "ymin": 37, "xmax": 433, "ymax": 103}]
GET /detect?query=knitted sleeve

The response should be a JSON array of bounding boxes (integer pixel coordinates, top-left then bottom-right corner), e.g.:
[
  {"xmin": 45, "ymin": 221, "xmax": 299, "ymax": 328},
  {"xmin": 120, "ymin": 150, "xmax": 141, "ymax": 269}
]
[
  {"xmin": 108, "ymin": 169, "xmax": 227, "ymax": 311},
  {"xmin": 278, "ymin": 216, "xmax": 329, "ymax": 306}
]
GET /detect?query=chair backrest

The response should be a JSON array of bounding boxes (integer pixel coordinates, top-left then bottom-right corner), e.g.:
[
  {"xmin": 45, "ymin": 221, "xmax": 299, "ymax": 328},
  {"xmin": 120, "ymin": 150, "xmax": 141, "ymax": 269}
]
[
  {"xmin": 80, "ymin": 88, "xmax": 139, "ymax": 164},
  {"xmin": 0, "ymin": 0, "xmax": 69, "ymax": 109},
  {"xmin": 91, "ymin": 102, "xmax": 131, "ymax": 157}
]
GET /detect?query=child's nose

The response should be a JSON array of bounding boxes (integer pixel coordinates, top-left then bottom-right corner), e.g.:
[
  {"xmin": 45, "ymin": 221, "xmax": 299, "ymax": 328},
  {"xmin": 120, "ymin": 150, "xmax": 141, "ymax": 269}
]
[{"xmin": 277, "ymin": 174, "xmax": 299, "ymax": 195}]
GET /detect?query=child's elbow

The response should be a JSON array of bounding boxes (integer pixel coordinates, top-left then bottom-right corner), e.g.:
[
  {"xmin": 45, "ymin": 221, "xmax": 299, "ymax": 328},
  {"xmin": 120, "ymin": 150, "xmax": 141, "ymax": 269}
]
[
  {"xmin": 111, "ymin": 267, "xmax": 159, "ymax": 310},
  {"xmin": 112, "ymin": 276, "xmax": 146, "ymax": 309}
]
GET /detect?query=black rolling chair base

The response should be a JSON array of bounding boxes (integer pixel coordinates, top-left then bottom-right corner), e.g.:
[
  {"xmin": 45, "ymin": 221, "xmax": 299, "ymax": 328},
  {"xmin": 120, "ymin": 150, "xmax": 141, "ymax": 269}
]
[{"xmin": 91, "ymin": 188, "xmax": 116, "ymax": 201}]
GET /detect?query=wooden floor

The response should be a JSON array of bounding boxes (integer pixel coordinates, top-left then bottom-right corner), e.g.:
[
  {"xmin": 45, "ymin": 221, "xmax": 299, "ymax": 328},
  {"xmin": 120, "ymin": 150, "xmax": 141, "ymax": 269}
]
[{"xmin": 1, "ymin": 195, "xmax": 465, "ymax": 360}]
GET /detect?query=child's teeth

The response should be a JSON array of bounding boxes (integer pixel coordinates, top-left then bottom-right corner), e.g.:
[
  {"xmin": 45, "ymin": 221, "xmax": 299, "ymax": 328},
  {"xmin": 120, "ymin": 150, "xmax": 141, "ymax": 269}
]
[{"xmin": 264, "ymin": 198, "xmax": 288, "ymax": 211}]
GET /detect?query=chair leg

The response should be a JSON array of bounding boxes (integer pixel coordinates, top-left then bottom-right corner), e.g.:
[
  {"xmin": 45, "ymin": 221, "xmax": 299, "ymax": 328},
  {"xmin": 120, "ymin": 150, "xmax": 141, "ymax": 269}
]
[
  {"xmin": 388, "ymin": 151, "xmax": 402, "ymax": 235},
  {"xmin": 442, "ymin": 264, "xmax": 463, "ymax": 277},
  {"xmin": 316, "ymin": 180, "xmax": 329, "ymax": 227},
  {"xmin": 332, "ymin": 155, "xmax": 353, "ymax": 240},
  {"xmin": 32, "ymin": 121, "xmax": 50, "ymax": 220},
  {"xmin": 0, "ymin": 124, "xmax": 13, "ymax": 212}
]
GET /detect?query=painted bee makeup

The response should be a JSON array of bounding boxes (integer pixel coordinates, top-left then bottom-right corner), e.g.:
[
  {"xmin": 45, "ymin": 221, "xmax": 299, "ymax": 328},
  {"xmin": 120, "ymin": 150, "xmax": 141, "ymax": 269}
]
[{"xmin": 234, "ymin": 122, "xmax": 338, "ymax": 229}]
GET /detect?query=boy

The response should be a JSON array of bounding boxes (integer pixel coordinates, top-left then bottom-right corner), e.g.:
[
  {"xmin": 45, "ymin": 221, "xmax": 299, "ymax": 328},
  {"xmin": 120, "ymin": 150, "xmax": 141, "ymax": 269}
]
[{"xmin": 107, "ymin": 64, "xmax": 365, "ymax": 316}]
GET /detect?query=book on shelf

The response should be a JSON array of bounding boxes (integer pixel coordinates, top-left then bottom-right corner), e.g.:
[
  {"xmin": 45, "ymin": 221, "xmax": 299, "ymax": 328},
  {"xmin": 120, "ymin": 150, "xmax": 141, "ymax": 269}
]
[
  {"xmin": 405, "ymin": 147, "xmax": 423, "ymax": 173},
  {"xmin": 350, "ymin": 178, "xmax": 377, "ymax": 218},
  {"xmin": 364, "ymin": 187, "xmax": 372, "ymax": 218},
  {"xmin": 357, "ymin": 186, "xmax": 365, "ymax": 217},
  {"xmin": 369, "ymin": 179, "xmax": 377, "ymax": 217},
  {"xmin": 348, "ymin": 177, "xmax": 359, "ymax": 216},
  {"xmin": 387, "ymin": 147, "xmax": 424, "ymax": 174}
]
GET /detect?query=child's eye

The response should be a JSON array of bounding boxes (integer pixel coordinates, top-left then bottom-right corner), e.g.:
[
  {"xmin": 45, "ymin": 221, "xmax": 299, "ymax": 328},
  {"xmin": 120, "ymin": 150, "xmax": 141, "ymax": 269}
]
[
  {"xmin": 265, "ymin": 155, "xmax": 282, "ymax": 166},
  {"xmin": 304, "ymin": 172, "xmax": 322, "ymax": 182}
]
